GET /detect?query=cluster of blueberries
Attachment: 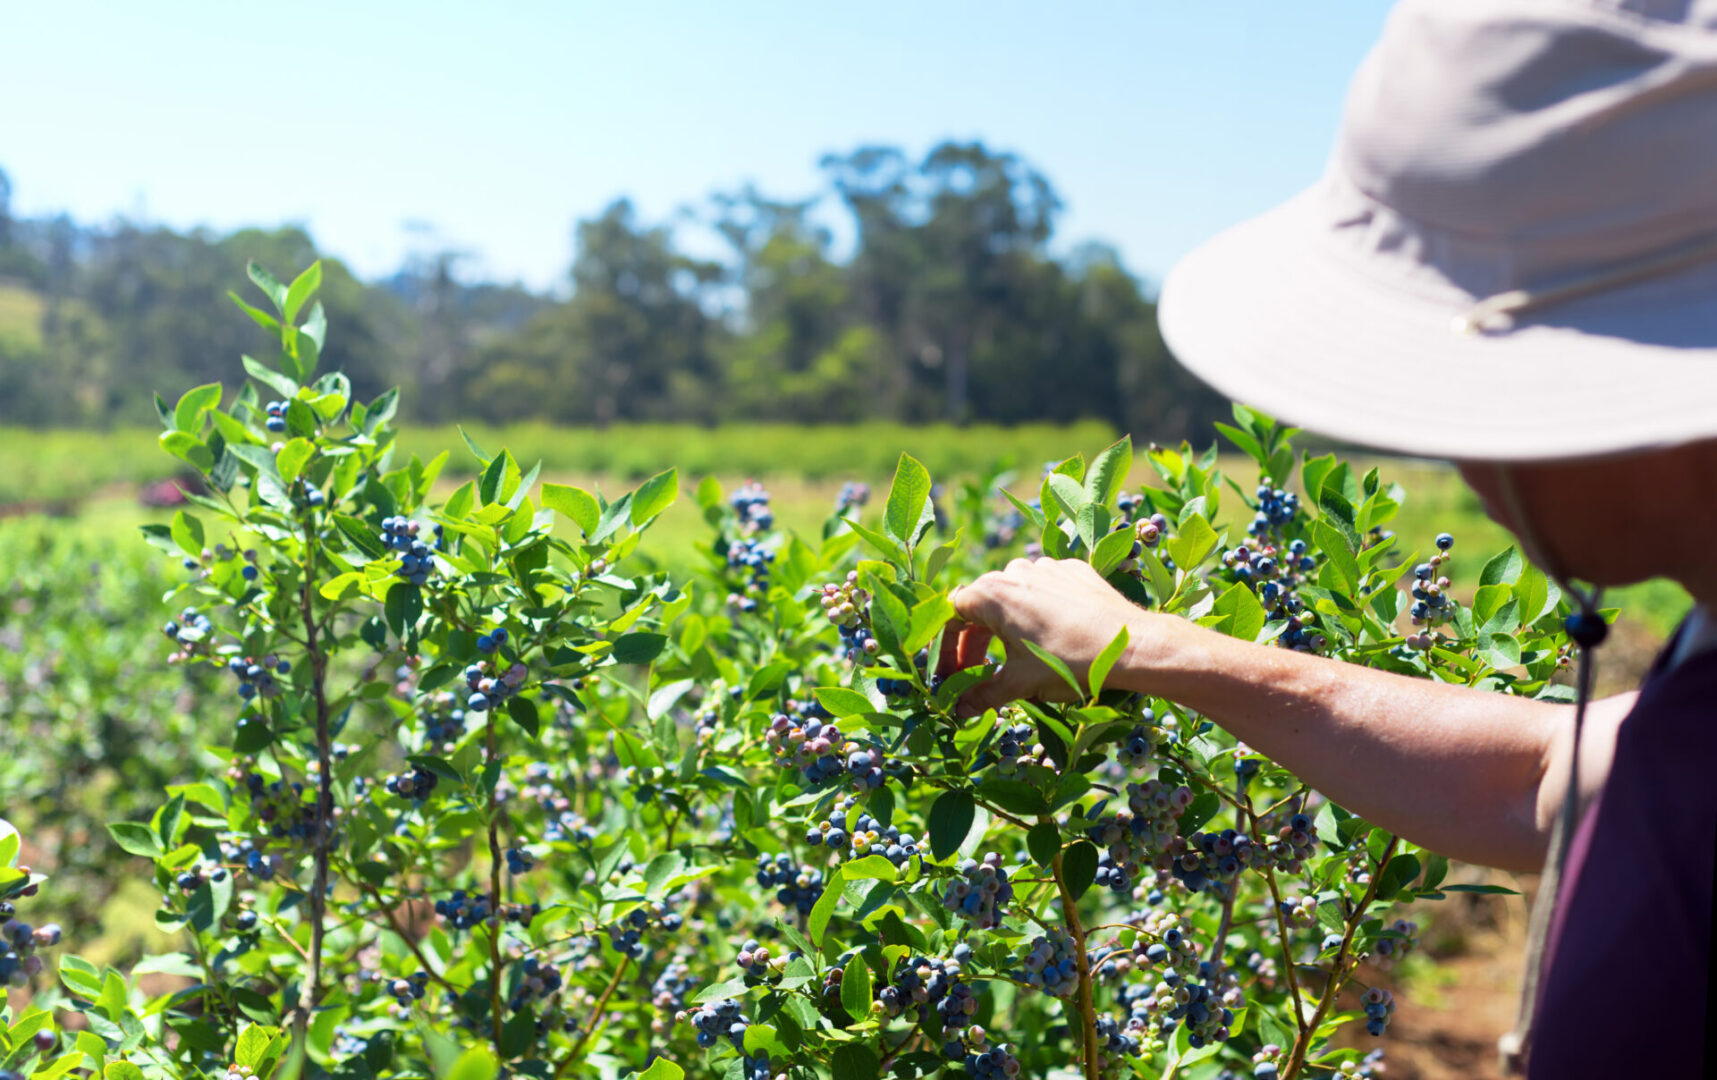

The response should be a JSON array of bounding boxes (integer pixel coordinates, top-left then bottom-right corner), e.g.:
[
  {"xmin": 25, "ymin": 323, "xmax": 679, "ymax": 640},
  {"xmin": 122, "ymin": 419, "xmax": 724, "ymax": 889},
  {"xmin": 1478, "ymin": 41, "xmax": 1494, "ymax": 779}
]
[
  {"xmin": 161, "ymin": 607, "xmax": 214, "ymax": 656},
  {"xmin": 754, "ymin": 854, "xmax": 826, "ymax": 915},
  {"xmin": 1249, "ymin": 483, "xmax": 1301, "ymax": 536},
  {"xmin": 1083, "ymin": 779, "xmax": 1198, "ymax": 896},
  {"xmin": 818, "ymin": 573, "xmax": 870, "ymax": 630},
  {"xmin": 730, "ymin": 481, "xmax": 774, "ymax": 532},
  {"xmin": 462, "ymin": 657, "xmax": 526, "ymax": 713},
  {"xmin": 433, "ymin": 890, "xmax": 540, "ymax": 932},
  {"xmin": 1404, "ymin": 533, "xmax": 1458, "ymax": 646},
  {"xmin": 1131, "ymin": 967, "xmax": 1235, "ymax": 1049},
  {"xmin": 505, "ymin": 847, "xmax": 535, "ymax": 875},
  {"xmin": 876, "ymin": 949, "xmax": 980, "ymax": 1040},
  {"xmin": 1017, "ymin": 928, "xmax": 1080, "ymax": 998},
  {"xmin": 961, "ymin": 1030, "xmax": 1022, "ymax": 1079},
  {"xmin": 382, "ymin": 764, "xmax": 440, "ymax": 801},
  {"xmin": 684, "ymin": 998, "xmax": 774, "ymax": 1080},
  {"xmin": 805, "ymin": 809, "xmax": 921, "ymax": 869},
  {"xmin": 1171, "ymin": 828, "xmax": 1262, "ymax": 895},
  {"xmin": 1115, "ymin": 715, "xmax": 1159, "ymax": 769},
  {"xmin": 876, "ymin": 648, "xmax": 930, "ymax": 699},
  {"xmin": 834, "ymin": 481, "xmax": 870, "ymax": 515},
  {"xmin": 290, "ymin": 477, "xmax": 327, "ymax": 510},
  {"xmin": 734, "ymin": 938, "xmax": 777, "ymax": 979},
  {"xmin": 763, "ymin": 709, "xmax": 884, "ymax": 789},
  {"xmin": 0, "ymin": 901, "xmax": 61, "ymax": 990},
  {"xmin": 1265, "ymin": 812, "xmax": 1318, "ymax": 875},
  {"xmin": 650, "ymin": 960, "xmax": 697, "ymax": 1027},
  {"xmin": 386, "ymin": 970, "xmax": 431, "ymax": 1007},
  {"xmin": 723, "ymin": 537, "xmax": 774, "ymax": 614},
  {"xmin": 221, "ymin": 837, "xmax": 283, "ymax": 882},
  {"xmin": 229, "ymin": 653, "xmax": 290, "ymax": 702},
  {"xmin": 381, "ymin": 516, "xmax": 441, "ymax": 586},
  {"xmin": 607, "ymin": 902, "xmax": 683, "ymax": 958},
  {"xmin": 507, "ymin": 955, "xmax": 563, "ymax": 1013},
  {"xmin": 834, "ymin": 621, "xmax": 880, "ymax": 664},
  {"xmin": 1372, "ymin": 917, "xmax": 1420, "ymax": 964},
  {"xmin": 234, "ymin": 770, "xmax": 335, "ymax": 851},
  {"xmin": 992, "ymin": 722, "xmax": 1048, "ymax": 777},
  {"xmin": 173, "ymin": 864, "xmax": 229, "ymax": 896},
  {"xmin": 1360, "ymin": 986, "xmax": 1397, "ymax": 1037},
  {"xmin": 940, "ymin": 853, "xmax": 1015, "ymax": 930},
  {"xmin": 264, "ymin": 399, "xmax": 289, "ymax": 433}
]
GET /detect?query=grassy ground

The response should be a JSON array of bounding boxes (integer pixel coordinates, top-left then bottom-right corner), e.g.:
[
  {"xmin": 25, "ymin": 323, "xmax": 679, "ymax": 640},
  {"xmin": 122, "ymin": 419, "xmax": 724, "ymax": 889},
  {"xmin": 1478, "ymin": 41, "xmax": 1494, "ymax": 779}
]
[
  {"xmin": 5, "ymin": 449, "xmax": 1690, "ymax": 639},
  {"xmin": 1, "ymin": 420, "xmax": 1118, "ymax": 505}
]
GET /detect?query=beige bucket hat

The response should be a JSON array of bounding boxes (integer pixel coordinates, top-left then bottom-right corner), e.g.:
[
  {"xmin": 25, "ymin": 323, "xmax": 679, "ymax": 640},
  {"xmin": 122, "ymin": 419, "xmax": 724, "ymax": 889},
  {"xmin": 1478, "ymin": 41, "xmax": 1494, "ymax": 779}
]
[{"xmin": 1158, "ymin": 0, "xmax": 1717, "ymax": 463}]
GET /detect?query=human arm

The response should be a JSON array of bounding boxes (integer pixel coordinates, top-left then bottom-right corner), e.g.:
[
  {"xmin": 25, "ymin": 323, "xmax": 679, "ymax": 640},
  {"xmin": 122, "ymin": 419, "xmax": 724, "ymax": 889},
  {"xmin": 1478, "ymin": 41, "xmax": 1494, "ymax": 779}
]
[{"xmin": 943, "ymin": 558, "xmax": 1631, "ymax": 872}]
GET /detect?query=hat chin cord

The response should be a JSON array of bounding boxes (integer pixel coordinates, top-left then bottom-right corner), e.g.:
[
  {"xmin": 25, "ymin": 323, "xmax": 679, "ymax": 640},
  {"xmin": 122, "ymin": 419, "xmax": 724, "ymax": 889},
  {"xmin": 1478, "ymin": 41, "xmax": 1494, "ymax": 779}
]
[{"xmin": 1492, "ymin": 466, "xmax": 1606, "ymax": 1076}]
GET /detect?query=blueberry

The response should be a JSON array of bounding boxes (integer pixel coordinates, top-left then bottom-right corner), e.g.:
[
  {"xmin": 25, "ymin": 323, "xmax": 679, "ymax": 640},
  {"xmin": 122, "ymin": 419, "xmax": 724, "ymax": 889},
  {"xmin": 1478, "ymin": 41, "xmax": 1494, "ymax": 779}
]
[{"xmin": 1435, "ymin": 533, "xmax": 1454, "ymax": 550}]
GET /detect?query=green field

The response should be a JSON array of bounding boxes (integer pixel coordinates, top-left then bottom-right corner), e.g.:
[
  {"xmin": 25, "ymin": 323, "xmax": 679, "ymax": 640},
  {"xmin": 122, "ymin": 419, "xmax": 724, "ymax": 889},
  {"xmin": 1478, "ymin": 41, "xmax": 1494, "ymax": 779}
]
[{"xmin": 2, "ymin": 426, "xmax": 1691, "ymax": 638}]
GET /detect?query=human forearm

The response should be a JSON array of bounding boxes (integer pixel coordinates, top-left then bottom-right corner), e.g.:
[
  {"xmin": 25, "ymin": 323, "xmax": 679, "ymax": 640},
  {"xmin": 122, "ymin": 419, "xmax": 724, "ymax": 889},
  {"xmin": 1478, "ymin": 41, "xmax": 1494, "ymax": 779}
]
[{"xmin": 1119, "ymin": 612, "xmax": 1561, "ymax": 870}]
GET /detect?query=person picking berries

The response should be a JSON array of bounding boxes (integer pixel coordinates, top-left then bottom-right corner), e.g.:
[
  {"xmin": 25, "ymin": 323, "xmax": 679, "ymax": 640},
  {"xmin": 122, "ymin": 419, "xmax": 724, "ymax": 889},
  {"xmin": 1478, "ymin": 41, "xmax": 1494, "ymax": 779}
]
[{"xmin": 943, "ymin": 4, "xmax": 1717, "ymax": 1076}]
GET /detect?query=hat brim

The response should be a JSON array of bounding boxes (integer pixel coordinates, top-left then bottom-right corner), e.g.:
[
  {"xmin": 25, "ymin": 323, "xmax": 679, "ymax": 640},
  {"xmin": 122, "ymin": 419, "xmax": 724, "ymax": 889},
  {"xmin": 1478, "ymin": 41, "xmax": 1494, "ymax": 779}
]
[{"xmin": 1157, "ymin": 185, "xmax": 1717, "ymax": 463}]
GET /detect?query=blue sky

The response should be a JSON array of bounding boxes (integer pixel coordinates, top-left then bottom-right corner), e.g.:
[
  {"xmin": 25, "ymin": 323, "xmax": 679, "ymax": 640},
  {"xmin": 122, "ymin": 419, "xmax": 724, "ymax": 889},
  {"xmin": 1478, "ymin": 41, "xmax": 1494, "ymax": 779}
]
[{"xmin": 2, "ymin": 1, "xmax": 1395, "ymax": 293}]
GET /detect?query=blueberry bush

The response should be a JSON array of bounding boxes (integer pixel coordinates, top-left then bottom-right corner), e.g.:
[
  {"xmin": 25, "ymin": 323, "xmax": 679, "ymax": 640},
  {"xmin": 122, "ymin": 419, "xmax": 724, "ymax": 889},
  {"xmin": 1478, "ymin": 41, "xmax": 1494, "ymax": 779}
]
[{"xmin": 1, "ymin": 263, "xmax": 1580, "ymax": 1080}]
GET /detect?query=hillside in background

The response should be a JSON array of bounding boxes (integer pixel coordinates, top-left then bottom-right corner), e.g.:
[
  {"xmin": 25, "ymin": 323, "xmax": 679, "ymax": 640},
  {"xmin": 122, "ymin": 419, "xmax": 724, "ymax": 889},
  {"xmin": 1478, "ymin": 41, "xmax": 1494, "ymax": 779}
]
[{"xmin": 0, "ymin": 143, "xmax": 1228, "ymax": 438}]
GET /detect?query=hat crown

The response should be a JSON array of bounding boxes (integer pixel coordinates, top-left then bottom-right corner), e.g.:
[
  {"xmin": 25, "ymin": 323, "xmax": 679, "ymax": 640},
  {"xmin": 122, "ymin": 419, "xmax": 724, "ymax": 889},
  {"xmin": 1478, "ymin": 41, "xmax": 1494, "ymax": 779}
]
[{"xmin": 1337, "ymin": 0, "xmax": 1717, "ymax": 263}]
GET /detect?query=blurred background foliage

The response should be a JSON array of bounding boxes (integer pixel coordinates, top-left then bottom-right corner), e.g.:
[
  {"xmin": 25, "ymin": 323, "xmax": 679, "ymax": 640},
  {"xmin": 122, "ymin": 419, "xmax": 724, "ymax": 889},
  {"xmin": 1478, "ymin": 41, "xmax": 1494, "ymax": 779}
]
[{"xmin": 0, "ymin": 142, "xmax": 1226, "ymax": 438}]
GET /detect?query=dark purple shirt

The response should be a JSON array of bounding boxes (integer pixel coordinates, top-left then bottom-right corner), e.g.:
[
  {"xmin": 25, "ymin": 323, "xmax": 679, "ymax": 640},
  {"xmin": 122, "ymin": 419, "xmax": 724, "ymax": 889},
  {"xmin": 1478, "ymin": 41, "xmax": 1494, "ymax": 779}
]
[{"xmin": 1530, "ymin": 623, "xmax": 1716, "ymax": 1077}]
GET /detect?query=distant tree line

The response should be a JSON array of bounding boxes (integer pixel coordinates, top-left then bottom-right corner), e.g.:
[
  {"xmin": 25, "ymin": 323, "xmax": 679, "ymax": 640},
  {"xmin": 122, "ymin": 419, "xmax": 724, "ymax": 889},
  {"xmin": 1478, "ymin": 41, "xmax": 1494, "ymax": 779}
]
[{"xmin": 0, "ymin": 143, "xmax": 1227, "ymax": 439}]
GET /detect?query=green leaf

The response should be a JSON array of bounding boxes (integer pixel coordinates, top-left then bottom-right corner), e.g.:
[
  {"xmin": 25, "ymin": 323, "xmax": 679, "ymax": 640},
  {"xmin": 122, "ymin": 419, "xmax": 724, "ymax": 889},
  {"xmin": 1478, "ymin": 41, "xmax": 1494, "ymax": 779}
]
[
  {"xmin": 384, "ymin": 582, "xmax": 423, "ymax": 639},
  {"xmin": 539, "ymin": 484, "xmax": 597, "ymax": 537},
  {"xmin": 1165, "ymin": 514, "xmax": 1219, "ymax": 571},
  {"xmin": 247, "ymin": 262, "xmax": 288, "ymax": 310},
  {"xmin": 235, "ymin": 1024, "xmax": 287, "ymax": 1069},
  {"xmin": 630, "ymin": 468, "xmax": 679, "ymax": 526},
  {"xmin": 334, "ymin": 514, "xmax": 386, "ymax": 558},
  {"xmin": 1020, "ymin": 639, "xmax": 1084, "ymax": 701},
  {"xmin": 169, "ymin": 510, "xmax": 205, "ymax": 557},
  {"xmin": 612, "ymin": 633, "xmax": 667, "ymax": 665},
  {"xmin": 173, "ymin": 382, "xmax": 222, "ymax": 434},
  {"xmin": 283, "ymin": 261, "xmax": 323, "ymax": 323},
  {"xmin": 808, "ymin": 865, "xmax": 848, "ymax": 945},
  {"xmin": 241, "ymin": 354, "xmax": 298, "ymax": 398},
  {"xmin": 1043, "ymin": 472, "xmax": 1088, "ymax": 522},
  {"xmin": 883, "ymin": 452, "xmax": 932, "ymax": 547},
  {"xmin": 106, "ymin": 822, "xmax": 165, "ymax": 859},
  {"xmin": 1441, "ymin": 883, "xmax": 1520, "ymax": 895},
  {"xmin": 105, "ymin": 1063, "xmax": 146, "ymax": 1080},
  {"xmin": 1027, "ymin": 820, "xmax": 1061, "ymax": 868},
  {"xmin": 444, "ymin": 1048, "xmax": 499, "ymax": 1080},
  {"xmin": 842, "ymin": 516, "xmax": 908, "ymax": 566},
  {"xmin": 831, "ymin": 1043, "xmax": 882, "ymax": 1080},
  {"xmin": 1090, "ymin": 526, "xmax": 1136, "ymax": 577},
  {"xmin": 928, "ymin": 789, "xmax": 976, "ymax": 861},
  {"xmin": 229, "ymin": 293, "xmax": 280, "ymax": 333},
  {"xmin": 1088, "ymin": 624, "xmax": 1130, "ymax": 697},
  {"xmin": 1062, "ymin": 840, "xmax": 1099, "ymax": 900},
  {"xmin": 506, "ymin": 697, "xmax": 540, "ymax": 739},
  {"xmin": 903, "ymin": 594, "xmax": 955, "ymax": 655},
  {"xmin": 1480, "ymin": 546, "xmax": 1524, "ymax": 587},
  {"xmin": 1374, "ymin": 852, "xmax": 1422, "ymax": 902},
  {"xmin": 840, "ymin": 954, "xmax": 873, "ymax": 1021},
  {"xmin": 813, "ymin": 687, "xmax": 875, "ymax": 719},
  {"xmin": 159, "ymin": 431, "xmax": 214, "ymax": 473},
  {"xmin": 275, "ymin": 438, "xmax": 314, "ymax": 485},
  {"xmin": 974, "ymin": 779, "xmax": 1050, "ymax": 816},
  {"xmin": 1311, "ymin": 520, "xmax": 1359, "ymax": 596},
  {"xmin": 636, "ymin": 1059, "xmax": 685, "ymax": 1080},
  {"xmin": 1211, "ymin": 582, "xmax": 1267, "ymax": 643},
  {"xmin": 1084, "ymin": 435, "xmax": 1133, "ymax": 506}
]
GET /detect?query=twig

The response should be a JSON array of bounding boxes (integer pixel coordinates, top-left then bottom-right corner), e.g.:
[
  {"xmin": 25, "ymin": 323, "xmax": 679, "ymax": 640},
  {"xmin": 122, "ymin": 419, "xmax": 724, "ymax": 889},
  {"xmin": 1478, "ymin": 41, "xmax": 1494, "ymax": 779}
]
[
  {"xmin": 553, "ymin": 954, "xmax": 632, "ymax": 1077},
  {"xmin": 358, "ymin": 882, "xmax": 460, "ymax": 995},
  {"xmin": 292, "ymin": 512, "xmax": 334, "ymax": 1046},
  {"xmin": 1282, "ymin": 836, "xmax": 1399, "ymax": 1079},
  {"xmin": 1051, "ymin": 849, "xmax": 1101, "ymax": 1080},
  {"xmin": 485, "ymin": 713, "xmax": 507, "ymax": 1052}
]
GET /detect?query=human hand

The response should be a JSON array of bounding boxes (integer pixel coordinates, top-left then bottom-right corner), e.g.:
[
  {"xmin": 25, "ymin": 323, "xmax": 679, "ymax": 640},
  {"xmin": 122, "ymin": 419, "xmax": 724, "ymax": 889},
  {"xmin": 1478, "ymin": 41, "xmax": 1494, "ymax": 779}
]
[{"xmin": 938, "ymin": 557, "xmax": 1144, "ymax": 718}]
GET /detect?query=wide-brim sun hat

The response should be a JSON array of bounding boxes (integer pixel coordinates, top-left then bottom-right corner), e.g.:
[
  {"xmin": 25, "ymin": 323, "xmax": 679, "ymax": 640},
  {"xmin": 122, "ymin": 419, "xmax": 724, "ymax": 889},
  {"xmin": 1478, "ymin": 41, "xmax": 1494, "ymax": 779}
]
[{"xmin": 1158, "ymin": 0, "xmax": 1717, "ymax": 463}]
